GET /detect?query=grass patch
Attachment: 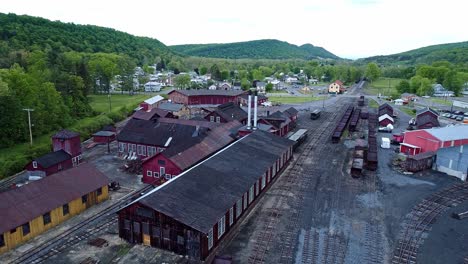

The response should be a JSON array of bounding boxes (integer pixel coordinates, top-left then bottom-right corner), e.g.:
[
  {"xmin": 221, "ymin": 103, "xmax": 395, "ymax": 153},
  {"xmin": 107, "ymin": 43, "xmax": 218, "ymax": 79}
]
[
  {"xmin": 269, "ymin": 96, "xmax": 321, "ymax": 104},
  {"xmin": 88, "ymin": 94, "xmax": 153, "ymax": 113},
  {"xmin": 365, "ymin": 78, "xmax": 405, "ymax": 96},
  {"xmin": 400, "ymin": 106, "xmax": 416, "ymax": 117},
  {"xmin": 428, "ymin": 98, "xmax": 452, "ymax": 106},
  {"xmin": 368, "ymin": 99, "xmax": 379, "ymax": 108}
]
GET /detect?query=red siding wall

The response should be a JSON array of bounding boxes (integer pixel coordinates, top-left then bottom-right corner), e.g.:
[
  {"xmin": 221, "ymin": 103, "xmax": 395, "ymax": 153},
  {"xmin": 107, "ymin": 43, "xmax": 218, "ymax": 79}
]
[
  {"xmin": 379, "ymin": 118, "xmax": 393, "ymax": 127},
  {"xmin": 142, "ymin": 154, "xmax": 182, "ymax": 185},
  {"xmin": 403, "ymin": 130, "xmax": 440, "ymax": 153},
  {"xmin": 52, "ymin": 136, "xmax": 82, "ymax": 157},
  {"xmin": 93, "ymin": 135, "xmax": 116, "ymax": 143},
  {"xmin": 25, "ymin": 159, "xmax": 73, "ymax": 176}
]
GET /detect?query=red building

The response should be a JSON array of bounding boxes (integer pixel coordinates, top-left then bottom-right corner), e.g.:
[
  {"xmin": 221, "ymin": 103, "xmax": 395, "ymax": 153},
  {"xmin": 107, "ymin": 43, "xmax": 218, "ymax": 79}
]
[
  {"xmin": 168, "ymin": 90, "xmax": 246, "ymax": 105},
  {"xmin": 415, "ymin": 108, "xmax": 440, "ymax": 129},
  {"xmin": 141, "ymin": 121, "xmax": 241, "ymax": 185},
  {"xmin": 92, "ymin": 131, "xmax": 116, "ymax": 144},
  {"xmin": 139, "ymin": 95, "xmax": 164, "ymax": 111},
  {"xmin": 400, "ymin": 125, "xmax": 468, "ymax": 155},
  {"xmin": 117, "ymin": 131, "xmax": 294, "ymax": 261},
  {"xmin": 259, "ymin": 110, "xmax": 292, "ymax": 137},
  {"xmin": 52, "ymin": 129, "xmax": 82, "ymax": 165},
  {"xmin": 131, "ymin": 108, "xmax": 174, "ymax": 121},
  {"xmin": 204, "ymin": 102, "xmax": 248, "ymax": 124},
  {"xmin": 378, "ymin": 103, "xmax": 394, "ymax": 117},
  {"xmin": 25, "ymin": 150, "xmax": 73, "ymax": 177},
  {"xmin": 378, "ymin": 114, "xmax": 394, "ymax": 127},
  {"xmin": 117, "ymin": 118, "xmax": 220, "ymax": 159}
]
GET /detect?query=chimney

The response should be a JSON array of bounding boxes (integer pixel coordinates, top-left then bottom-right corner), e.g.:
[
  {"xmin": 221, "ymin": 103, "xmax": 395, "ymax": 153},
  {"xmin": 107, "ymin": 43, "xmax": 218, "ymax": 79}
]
[
  {"xmin": 253, "ymin": 91, "xmax": 258, "ymax": 130},
  {"xmin": 247, "ymin": 91, "xmax": 252, "ymax": 129}
]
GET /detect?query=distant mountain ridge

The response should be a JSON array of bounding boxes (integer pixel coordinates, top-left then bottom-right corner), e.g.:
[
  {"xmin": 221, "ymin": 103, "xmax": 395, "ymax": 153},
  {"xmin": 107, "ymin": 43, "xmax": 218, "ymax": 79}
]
[
  {"xmin": 170, "ymin": 39, "xmax": 340, "ymax": 60},
  {"xmin": 360, "ymin": 41, "xmax": 468, "ymax": 65}
]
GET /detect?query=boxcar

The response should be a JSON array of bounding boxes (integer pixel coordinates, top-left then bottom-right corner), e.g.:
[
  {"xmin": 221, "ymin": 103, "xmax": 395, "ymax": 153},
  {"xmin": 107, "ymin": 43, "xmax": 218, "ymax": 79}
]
[{"xmin": 310, "ymin": 109, "xmax": 321, "ymax": 120}]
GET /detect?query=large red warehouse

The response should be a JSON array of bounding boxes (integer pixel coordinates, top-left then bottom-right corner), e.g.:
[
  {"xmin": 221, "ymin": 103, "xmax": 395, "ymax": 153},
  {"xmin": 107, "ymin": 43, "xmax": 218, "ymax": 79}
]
[
  {"xmin": 117, "ymin": 131, "xmax": 294, "ymax": 261},
  {"xmin": 401, "ymin": 125, "xmax": 468, "ymax": 155},
  {"xmin": 168, "ymin": 89, "xmax": 246, "ymax": 105}
]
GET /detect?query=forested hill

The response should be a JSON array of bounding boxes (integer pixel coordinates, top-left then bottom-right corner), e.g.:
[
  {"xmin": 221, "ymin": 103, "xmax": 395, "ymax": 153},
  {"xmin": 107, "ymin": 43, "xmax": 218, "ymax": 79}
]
[
  {"xmin": 171, "ymin": 39, "xmax": 340, "ymax": 60},
  {"xmin": 0, "ymin": 12, "xmax": 173, "ymax": 65},
  {"xmin": 360, "ymin": 41, "xmax": 468, "ymax": 65}
]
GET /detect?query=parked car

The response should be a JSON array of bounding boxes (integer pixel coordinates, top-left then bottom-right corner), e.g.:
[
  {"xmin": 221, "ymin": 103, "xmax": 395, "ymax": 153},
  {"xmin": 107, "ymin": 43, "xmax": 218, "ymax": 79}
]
[
  {"xmin": 442, "ymin": 113, "xmax": 451, "ymax": 117},
  {"xmin": 450, "ymin": 114, "xmax": 458, "ymax": 119},
  {"xmin": 456, "ymin": 115, "xmax": 464, "ymax": 121}
]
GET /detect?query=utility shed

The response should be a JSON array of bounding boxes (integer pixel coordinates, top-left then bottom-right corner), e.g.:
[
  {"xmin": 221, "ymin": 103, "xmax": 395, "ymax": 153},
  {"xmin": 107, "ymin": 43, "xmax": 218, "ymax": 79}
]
[
  {"xmin": 25, "ymin": 150, "xmax": 72, "ymax": 177},
  {"xmin": 0, "ymin": 163, "xmax": 110, "ymax": 253},
  {"xmin": 405, "ymin": 151, "xmax": 436, "ymax": 172},
  {"xmin": 117, "ymin": 131, "xmax": 294, "ymax": 261}
]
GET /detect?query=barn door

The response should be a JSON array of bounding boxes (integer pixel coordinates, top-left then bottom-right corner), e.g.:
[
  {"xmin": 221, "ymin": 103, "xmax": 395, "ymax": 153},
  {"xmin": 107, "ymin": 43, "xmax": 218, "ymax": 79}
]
[
  {"xmin": 142, "ymin": 222, "xmax": 151, "ymax": 246},
  {"xmin": 186, "ymin": 230, "xmax": 200, "ymax": 259}
]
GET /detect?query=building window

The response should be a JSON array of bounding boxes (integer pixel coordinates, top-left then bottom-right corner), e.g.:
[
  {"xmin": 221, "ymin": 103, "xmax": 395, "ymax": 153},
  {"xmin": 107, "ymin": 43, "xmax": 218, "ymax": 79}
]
[
  {"xmin": 32, "ymin": 161, "xmax": 38, "ymax": 168},
  {"xmin": 43, "ymin": 212, "xmax": 51, "ymax": 225},
  {"xmin": 158, "ymin": 160, "xmax": 166, "ymax": 165},
  {"xmin": 119, "ymin": 142, "xmax": 126, "ymax": 152},
  {"xmin": 243, "ymin": 193, "xmax": 247, "ymax": 210},
  {"xmin": 63, "ymin": 204, "xmax": 69, "ymax": 216},
  {"xmin": 22, "ymin": 223, "xmax": 30, "ymax": 236},
  {"xmin": 208, "ymin": 228, "xmax": 214, "ymax": 250},
  {"xmin": 154, "ymin": 172, "xmax": 159, "ymax": 178},
  {"xmin": 249, "ymin": 186, "xmax": 254, "ymax": 204},
  {"xmin": 10, "ymin": 228, "xmax": 16, "ymax": 234},
  {"xmin": 147, "ymin": 146, "xmax": 156, "ymax": 157},
  {"xmin": 261, "ymin": 174, "xmax": 266, "ymax": 189},
  {"xmin": 218, "ymin": 216, "xmax": 225, "ymax": 239},
  {"xmin": 236, "ymin": 198, "xmax": 242, "ymax": 219},
  {"xmin": 229, "ymin": 207, "xmax": 234, "ymax": 226},
  {"xmin": 82, "ymin": 194, "xmax": 88, "ymax": 204},
  {"xmin": 256, "ymin": 181, "xmax": 259, "ymax": 196},
  {"xmin": 58, "ymin": 163, "xmax": 62, "ymax": 171},
  {"xmin": 210, "ymin": 116, "xmax": 215, "ymax": 122},
  {"xmin": 97, "ymin": 187, "xmax": 102, "ymax": 196},
  {"xmin": 160, "ymin": 167, "xmax": 165, "ymax": 177},
  {"xmin": 165, "ymin": 174, "xmax": 171, "ymax": 180},
  {"xmin": 0, "ymin": 234, "xmax": 4, "ymax": 247},
  {"xmin": 158, "ymin": 147, "xmax": 164, "ymax": 153},
  {"xmin": 147, "ymin": 170, "xmax": 153, "ymax": 177},
  {"xmin": 216, "ymin": 116, "xmax": 221, "ymax": 123},
  {"xmin": 137, "ymin": 145, "xmax": 143, "ymax": 155}
]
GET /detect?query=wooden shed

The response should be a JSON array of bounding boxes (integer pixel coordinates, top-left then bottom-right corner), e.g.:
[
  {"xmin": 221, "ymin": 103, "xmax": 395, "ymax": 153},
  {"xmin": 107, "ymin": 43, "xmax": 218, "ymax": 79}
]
[
  {"xmin": 405, "ymin": 151, "xmax": 436, "ymax": 172},
  {"xmin": 0, "ymin": 163, "xmax": 110, "ymax": 253},
  {"xmin": 92, "ymin": 131, "xmax": 116, "ymax": 144}
]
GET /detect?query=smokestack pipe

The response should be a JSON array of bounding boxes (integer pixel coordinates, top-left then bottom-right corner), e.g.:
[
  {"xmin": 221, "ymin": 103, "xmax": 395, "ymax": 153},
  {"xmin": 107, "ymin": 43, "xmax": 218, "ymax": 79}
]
[
  {"xmin": 247, "ymin": 91, "xmax": 252, "ymax": 129},
  {"xmin": 253, "ymin": 91, "xmax": 258, "ymax": 130}
]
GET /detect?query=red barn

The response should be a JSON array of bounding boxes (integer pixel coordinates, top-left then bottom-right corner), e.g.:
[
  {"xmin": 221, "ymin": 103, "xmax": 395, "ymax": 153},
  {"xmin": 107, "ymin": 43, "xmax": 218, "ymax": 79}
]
[
  {"xmin": 168, "ymin": 90, "xmax": 246, "ymax": 105},
  {"xmin": 378, "ymin": 114, "xmax": 394, "ymax": 127},
  {"xmin": 141, "ymin": 121, "xmax": 241, "ymax": 185},
  {"xmin": 117, "ymin": 131, "xmax": 294, "ymax": 261},
  {"xmin": 400, "ymin": 125, "xmax": 468, "ymax": 155},
  {"xmin": 259, "ymin": 111, "xmax": 292, "ymax": 137},
  {"xmin": 139, "ymin": 95, "xmax": 164, "ymax": 111},
  {"xmin": 92, "ymin": 131, "xmax": 116, "ymax": 144},
  {"xmin": 204, "ymin": 102, "xmax": 248, "ymax": 124},
  {"xmin": 25, "ymin": 150, "xmax": 73, "ymax": 177},
  {"xmin": 52, "ymin": 129, "xmax": 82, "ymax": 165},
  {"xmin": 378, "ymin": 103, "xmax": 394, "ymax": 117},
  {"xmin": 415, "ymin": 108, "xmax": 440, "ymax": 129}
]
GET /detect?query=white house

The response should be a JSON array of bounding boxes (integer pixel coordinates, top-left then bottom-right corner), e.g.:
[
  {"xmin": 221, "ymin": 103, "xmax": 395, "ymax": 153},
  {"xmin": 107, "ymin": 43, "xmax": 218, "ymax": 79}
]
[
  {"xmin": 394, "ymin": 99, "xmax": 404, "ymax": 105},
  {"xmin": 144, "ymin": 81, "xmax": 162, "ymax": 92}
]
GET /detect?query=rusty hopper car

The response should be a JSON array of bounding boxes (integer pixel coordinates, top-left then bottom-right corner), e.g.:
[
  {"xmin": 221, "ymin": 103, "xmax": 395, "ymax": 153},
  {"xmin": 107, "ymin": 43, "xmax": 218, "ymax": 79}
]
[
  {"xmin": 349, "ymin": 109, "xmax": 361, "ymax": 132},
  {"xmin": 351, "ymin": 158, "xmax": 364, "ymax": 178},
  {"xmin": 331, "ymin": 105, "xmax": 354, "ymax": 143},
  {"xmin": 405, "ymin": 151, "xmax": 436, "ymax": 172}
]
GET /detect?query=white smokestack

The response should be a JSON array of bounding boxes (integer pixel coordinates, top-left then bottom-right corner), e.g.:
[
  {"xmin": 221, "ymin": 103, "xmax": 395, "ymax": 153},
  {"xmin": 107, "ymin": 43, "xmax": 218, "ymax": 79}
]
[
  {"xmin": 247, "ymin": 93, "xmax": 252, "ymax": 129},
  {"xmin": 253, "ymin": 94, "xmax": 258, "ymax": 130}
]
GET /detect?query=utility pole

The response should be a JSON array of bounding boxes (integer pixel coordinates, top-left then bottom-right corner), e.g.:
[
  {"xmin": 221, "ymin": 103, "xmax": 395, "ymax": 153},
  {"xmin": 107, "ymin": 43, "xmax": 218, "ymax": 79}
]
[{"xmin": 23, "ymin": 108, "xmax": 34, "ymax": 146}]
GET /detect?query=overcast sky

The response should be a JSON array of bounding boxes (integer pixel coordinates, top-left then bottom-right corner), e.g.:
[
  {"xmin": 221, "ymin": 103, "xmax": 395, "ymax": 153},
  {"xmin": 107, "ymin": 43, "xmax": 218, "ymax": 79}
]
[{"xmin": 1, "ymin": 0, "xmax": 467, "ymax": 59}]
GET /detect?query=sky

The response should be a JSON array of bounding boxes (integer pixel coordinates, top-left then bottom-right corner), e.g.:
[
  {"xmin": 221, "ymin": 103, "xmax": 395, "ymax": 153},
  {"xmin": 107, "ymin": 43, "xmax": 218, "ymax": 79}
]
[{"xmin": 1, "ymin": 0, "xmax": 467, "ymax": 59}]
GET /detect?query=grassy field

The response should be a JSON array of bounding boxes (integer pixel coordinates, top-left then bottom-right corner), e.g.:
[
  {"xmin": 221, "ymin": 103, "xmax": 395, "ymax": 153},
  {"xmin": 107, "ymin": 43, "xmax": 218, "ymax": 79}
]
[
  {"xmin": 428, "ymin": 97, "xmax": 452, "ymax": 106},
  {"xmin": 365, "ymin": 78, "xmax": 405, "ymax": 96},
  {"xmin": 269, "ymin": 96, "xmax": 322, "ymax": 104},
  {"xmin": 88, "ymin": 94, "xmax": 154, "ymax": 113},
  {"xmin": 400, "ymin": 106, "xmax": 416, "ymax": 117},
  {"xmin": 368, "ymin": 99, "xmax": 379, "ymax": 108}
]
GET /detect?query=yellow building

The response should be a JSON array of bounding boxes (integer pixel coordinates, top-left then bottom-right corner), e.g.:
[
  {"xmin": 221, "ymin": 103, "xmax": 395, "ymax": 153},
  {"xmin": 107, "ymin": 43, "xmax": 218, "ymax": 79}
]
[
  {"xmin": 0, "ymin": 163, "xmax": 110, "ymax": 253},
  {"xmin": 328, "ymin": 80, "xmax": 344, "ymax": 94}
]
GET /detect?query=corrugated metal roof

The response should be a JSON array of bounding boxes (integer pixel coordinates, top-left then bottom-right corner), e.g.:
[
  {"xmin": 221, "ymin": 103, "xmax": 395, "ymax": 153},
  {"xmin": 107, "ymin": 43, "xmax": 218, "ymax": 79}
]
[
  {"xmin": 0, "ymin": 163, "xmax": 110, "ymax": 234},
  {"xmin": 52, "ymin": 129, "xmax": 80, "ymax": 139},
  {"xmin": 93, "ymin": 131, "xmax": 116, "ymax": 137},
  {"xmin": 169, "ymin": 89, "xmax": 246, "ymax": 96},
  {"xmin": 136, "ymin": 131, "xmax": 294, "ymax": 233},
  {"xmin": 378, "ymin": 114, "xmax": 394, "ymax": 123},
  {"xmin": 158, "ymin": 102, "xmax": 184, "ymax": 112},
  {"xmin": 426, "ymin": 125, "xmax": 468, "ymax": 141},
  {"xmin": 131, "ymin": 108, "xmax": 171, "ymax": 120},
  {"xmin": 210, "ymin": 102, "xmax": 248, "ymax": 122},
  {"xmin": 143, "ymin": 95, "xmax": 164, "ymax": 105},
  {"xmin": 34, "ymin": 150, "xmax": 71, "ymax": 168}
]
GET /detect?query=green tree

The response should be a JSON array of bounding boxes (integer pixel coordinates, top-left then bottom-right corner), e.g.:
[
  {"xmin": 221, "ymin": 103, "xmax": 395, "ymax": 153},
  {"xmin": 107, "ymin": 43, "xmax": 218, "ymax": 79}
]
[
  {"xmin": 200, "ymin": 66, "xmax": 208, "ymax": 75},
  {"xmin": 443, "ymin": 70, "xmax": 463, "ymax": 96},
  {"xmin": 241, "ymin": 78, "xmax": 250, "ymax": 90},
  {"xmin": 174, "ymin": 74, "xmax": 191, "ymax": 89},
  {"xmin": 396, "ymin": 80, "xmax": 411, "ymax": 94},
  {"xmin": 365, "ymin": 63, "xmax": 381, "ymax": 82},
  {"xmin": 265, "ymin": 83, "xmax": 273, "ymax": 92}
]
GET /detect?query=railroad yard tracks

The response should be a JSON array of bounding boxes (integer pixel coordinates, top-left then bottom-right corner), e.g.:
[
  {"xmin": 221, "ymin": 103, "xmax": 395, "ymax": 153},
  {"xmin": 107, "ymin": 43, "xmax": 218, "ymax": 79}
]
[
  {"xmin": 392, "ymin": 182, "xmax": 468, "ymax": 264},
  {"xmin": 248, "ymin": 103, "xmax": 346, "ymax": 264},
  {"xmin": 9, "ymin": 184, "xmax": 154, "ymax": 264}
]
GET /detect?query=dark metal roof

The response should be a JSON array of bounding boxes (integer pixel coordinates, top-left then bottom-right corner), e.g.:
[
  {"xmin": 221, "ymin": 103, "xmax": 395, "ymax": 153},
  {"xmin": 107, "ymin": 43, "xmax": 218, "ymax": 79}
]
[
  {"xmin": 284, "ymin": 107, "xmax": 299, "ymax": 117},
  {"xmin": 93, "ymin": 131, "xmax": 116, "ymax": 137},
  {"xmin": 238, "ymin": 94, "xmax": 268, "ymax": 100},
  {"xmin": 169, "ymin": 89, "xmax": 246, "ymax": 97},
  {"xmin": 52, "ymin": 129, "xmax": 80, "ymax": 139},
  {"xmin": 0, "ymin": 163, "xmax": 110, "ymax": 234},
  {"xmin": 158, "ymin": 102, "xmax": 184, "ymax": 112},
  {"xmin": 147, "ymin": 121, "xmax": 242, "ymax": 171},
  {"xmin": 157, "ymin": 118, "xmax": 220, "ymax": 129},
  {"xmin": 131, "ymin": 108, "xmax": 171, "ymax": 120},
  {"xmin": 117, "ymin": 119, "xmax": 209, "ymax": 147},
  {"xmin": 34, "ymin": 150, "xmax": 71, "ymax": 168},
  {"xmin": 137, "ymin": 131, "xmax": 294, "ymax": 233},
  {"xmin": 210, "ymin": 102, "xmax": 248, "ymax": 122},
  {"xmin": 416, "ymin": 107, "xmax": 439, "ymax": 117}
]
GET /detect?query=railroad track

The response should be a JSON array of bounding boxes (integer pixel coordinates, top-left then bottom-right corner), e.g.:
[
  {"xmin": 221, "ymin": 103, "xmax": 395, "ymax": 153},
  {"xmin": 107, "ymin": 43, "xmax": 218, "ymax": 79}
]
[
  {"xmin": 247, "ymin": 100, "xmax": 350, "ymax": 264},
  {"xmin": 392, "ymin": 182, "xmax": 468, "ymax": 264},
  {"xmin": 9, "ymin": 184, "xmax": 155, "ymax": 264}
]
